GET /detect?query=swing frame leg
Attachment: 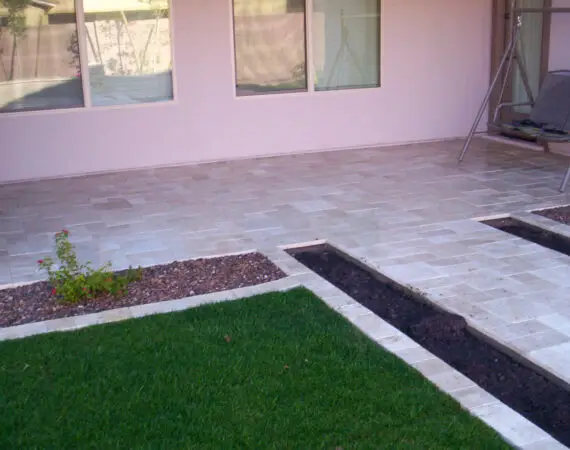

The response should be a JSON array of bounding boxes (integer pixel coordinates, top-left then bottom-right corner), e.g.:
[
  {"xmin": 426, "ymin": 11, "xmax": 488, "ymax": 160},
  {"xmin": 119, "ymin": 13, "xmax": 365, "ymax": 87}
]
[
  {"xmin": 458, "ymin": 23, "xmax": 522, "ymax": 162},
  {"xmin": 560, "ymin": 164, "xmax": 570, "ymax": 192}
]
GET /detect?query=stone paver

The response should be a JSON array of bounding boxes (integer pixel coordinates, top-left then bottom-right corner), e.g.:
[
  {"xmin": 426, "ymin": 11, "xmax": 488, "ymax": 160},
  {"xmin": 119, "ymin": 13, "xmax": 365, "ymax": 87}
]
[
  {"xmin": 1, "ymin": 138, "xmax": 570, "ymax": 447},
  {"xmin": 472, "ymin": 402, "xmax": 553, "ymax": 447},
  {"xmin": 452, "ymin": 385, "xmax": 499, "ymax": 410},
  {"xmin": 529, "ymin": 342, "xmax": 570, "ymax": 387}
]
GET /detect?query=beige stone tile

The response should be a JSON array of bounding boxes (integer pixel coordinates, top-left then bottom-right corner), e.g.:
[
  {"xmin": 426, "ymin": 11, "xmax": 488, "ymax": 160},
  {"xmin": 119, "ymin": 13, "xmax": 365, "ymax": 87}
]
[
  {"xmin": 529, "ymin": 342, "xmax": 570, "ymax": 383},
  {"xmin": 479, "ymin": 295, "xmax": 556, "ymax": 323},
  {"xmin": 472, "ymin": 402, "xmax": 552, "ymax": 448},
  {"xmin": 429, "ymin": 370, "xmax": 476, "ymax": 393},
  {"xmin": 3, "ymin": 138, "xmax": 570, "ymax": 387},
  {"xmin": 412, "ymin": 358, "xmax": 453, "ymax": 378},
  {"xmin": 486, "ymin": 320, "xmax": 553, "ymax": 342},
  {"xmin": 522, "ymin": 439, "xmax": 569, "ymax": 450},
  {"xmin": 452, "ymin": 385, "xmax": 499, "ymax": 410},
  {"xmin": 507, "ymin": 331, "xmax": 570, "ymax": 354},
  {"xmin": 393, "ymin": 346, "xmax": 435, "ymax": 365},
  {"xmin": 537, "ymin": 313, "xmax": 570, "ymax": 331}
]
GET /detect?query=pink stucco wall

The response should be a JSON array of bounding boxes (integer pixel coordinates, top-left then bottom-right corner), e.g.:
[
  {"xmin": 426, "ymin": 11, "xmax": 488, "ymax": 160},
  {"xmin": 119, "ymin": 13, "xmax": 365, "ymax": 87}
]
[{"xmin": 0, "ymin": 0, "xmax": 493, "ymax": 183}]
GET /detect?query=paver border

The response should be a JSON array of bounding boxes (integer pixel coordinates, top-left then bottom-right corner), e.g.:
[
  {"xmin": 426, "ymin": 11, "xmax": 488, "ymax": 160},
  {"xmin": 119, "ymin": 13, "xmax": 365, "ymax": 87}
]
[
  {"xmin": 471, "ymin": 208, "xmax": 570, "ymax": 243},
  {"xmin": 468, "ymin": 211, "xmax": 570, "ymax": 390},
  {"xmin": 0, "ymin": 243, "xmax": 567, "ymax": 449},
  {"xmin": 0, "ymin": 248, "xmax": 304, "ymax": 339},
  {"xmin": 0, "ymin": 275, "xmax": 301, "ymax": 341},
  {"xmin": 513, "ymin": 210, "xmax": 570, "ymax": 240},
  {"xmin": 471, "ymin": 206, "xmax": 570, "ymax": 241},
  {"xmin": 277, "ymin": 241, "xmax": 569, "ymax": 450},
  {"xmin": 470, "ymin": 211, "xmax": 570, "ymax": 388}
]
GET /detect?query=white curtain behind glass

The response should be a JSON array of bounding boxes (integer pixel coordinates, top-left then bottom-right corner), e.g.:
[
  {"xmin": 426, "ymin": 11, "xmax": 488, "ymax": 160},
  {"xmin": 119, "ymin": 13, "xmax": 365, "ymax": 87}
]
[
  {"xmin": 313, "ymin": 0, "xmax": 379, "ymax": 91},
  {"xmin": 513, "ymin": 0, "xmax": 544, "ymax": 114},
  {"xmin": 83, "ymin": 0, "xmax": 174, "ymax": 106}
]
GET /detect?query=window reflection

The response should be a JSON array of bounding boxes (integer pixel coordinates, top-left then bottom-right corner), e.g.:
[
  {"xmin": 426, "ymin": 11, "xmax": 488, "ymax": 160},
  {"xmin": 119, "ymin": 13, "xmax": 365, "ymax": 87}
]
[
  {"xmin": 0, "ymin": 0, "xmax": 84, "ymax": 112},
  {"xmin": 233, "ymin": 0, "xmax": 307, "ymax": 96},
  {"xmin": 313, "ymin": 0, "xmax": 380, "ymax": 91},
  {"xmin": 84, "ymin": 0, "xmax": 174, "ymax": 106}
]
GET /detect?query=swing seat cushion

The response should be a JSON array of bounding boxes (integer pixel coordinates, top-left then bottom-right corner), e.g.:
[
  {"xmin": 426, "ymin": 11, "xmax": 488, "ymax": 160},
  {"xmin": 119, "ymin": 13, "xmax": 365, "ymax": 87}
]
[
  {"xmin": 501, "ymin": 122, "xmax": 542, "ymax": 137},
  {"xmin": 530, "ymin": 71, "xmax": 570, "ymax": 132},
  {"xmin": 501, "ymin": 123, "xmax": 570, "ymax": 142},
  {"xmin": 500, "ymin": 70, "xmax": 570, "ymax": 143}
]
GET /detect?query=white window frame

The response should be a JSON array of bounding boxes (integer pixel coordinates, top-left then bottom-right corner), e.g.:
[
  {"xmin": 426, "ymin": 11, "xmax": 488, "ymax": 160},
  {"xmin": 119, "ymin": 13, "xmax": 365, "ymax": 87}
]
[
  {"xmin": 76, "ymin": 0, "xmax": 93, "ymax": 109},
  {"xmin": 231, "ymin": 0, "xmax": 381, "ymax": 98},
  {"xmin": 0, "ymin": 0, "xmax": 177, "ymax": 116}
]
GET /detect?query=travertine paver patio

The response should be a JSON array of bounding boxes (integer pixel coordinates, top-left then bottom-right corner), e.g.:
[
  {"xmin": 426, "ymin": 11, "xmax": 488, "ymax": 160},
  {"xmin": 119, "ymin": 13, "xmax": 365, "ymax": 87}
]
[{"xmin": 2, "ymin": 137, "xmax": 570, "ymax": 387}]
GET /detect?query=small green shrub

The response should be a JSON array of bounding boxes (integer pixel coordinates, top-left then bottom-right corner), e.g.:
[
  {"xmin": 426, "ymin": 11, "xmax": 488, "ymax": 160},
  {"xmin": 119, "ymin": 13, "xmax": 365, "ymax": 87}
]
[{"xmin": 38, "ymin": 230, "xmax": 142, "ymax": 303}]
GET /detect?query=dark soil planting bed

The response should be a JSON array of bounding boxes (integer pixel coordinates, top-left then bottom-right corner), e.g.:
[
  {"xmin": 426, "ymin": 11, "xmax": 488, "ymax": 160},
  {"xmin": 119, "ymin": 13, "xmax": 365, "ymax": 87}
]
[
  {"xmin": 534, "ymin": 205, "xmax": 570, "ymax": 226},
  {"xmin": 0, "ymin": 253, "xmax": 285, "ymax": 328},
  {"xmin": 288, "ymin": 244, "xmax": 570, "ymax": 446},
  {"xmin": 482, "ymin": 217, "xmax": 570, "ymax": 257}
]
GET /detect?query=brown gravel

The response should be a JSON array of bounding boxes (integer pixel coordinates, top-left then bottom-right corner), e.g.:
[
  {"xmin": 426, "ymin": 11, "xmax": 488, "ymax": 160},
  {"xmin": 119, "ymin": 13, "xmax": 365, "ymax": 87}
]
[
  {"xmin": 534, "ymin": 205, "xmax": 570, "ymax": 225},
  {"xmin": 0, "ymin": 253, "xmax": 285, "ymax": 328}
]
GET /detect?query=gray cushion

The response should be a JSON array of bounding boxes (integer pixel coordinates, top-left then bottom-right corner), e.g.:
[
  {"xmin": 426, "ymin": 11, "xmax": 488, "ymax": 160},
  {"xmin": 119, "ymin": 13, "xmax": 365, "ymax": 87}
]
[{"xmin": 530, "ymin": 71, "xmax": 570, "ymax": 132}]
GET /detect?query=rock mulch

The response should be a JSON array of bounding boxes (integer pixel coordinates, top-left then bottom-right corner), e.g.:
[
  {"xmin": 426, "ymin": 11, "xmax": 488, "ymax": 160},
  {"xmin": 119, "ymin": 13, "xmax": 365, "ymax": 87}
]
[
  {"xmin": 534, "ymin": 205, "xmax": 570, "ymax": 225},
  {"xmin": 0, "ymin": 253, "xmax": 285, "ymax": 328}
]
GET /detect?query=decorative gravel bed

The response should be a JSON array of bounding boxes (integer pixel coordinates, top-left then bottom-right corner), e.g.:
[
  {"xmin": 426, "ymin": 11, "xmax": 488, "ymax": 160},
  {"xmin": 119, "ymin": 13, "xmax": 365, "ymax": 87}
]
[
  {"xmin": 0, "ymin": 253, "xmax": 285, "ymax": 328},
  {"xmin": 534, "ymin": 205, "xmax": 570, "ymax": 225}
]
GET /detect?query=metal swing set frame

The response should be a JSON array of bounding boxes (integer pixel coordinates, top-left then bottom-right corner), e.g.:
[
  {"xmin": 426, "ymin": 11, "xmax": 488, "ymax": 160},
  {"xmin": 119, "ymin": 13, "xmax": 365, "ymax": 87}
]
[{"xmin": 458, "ymin": 0, "xmax": 570, "ymax": 192}]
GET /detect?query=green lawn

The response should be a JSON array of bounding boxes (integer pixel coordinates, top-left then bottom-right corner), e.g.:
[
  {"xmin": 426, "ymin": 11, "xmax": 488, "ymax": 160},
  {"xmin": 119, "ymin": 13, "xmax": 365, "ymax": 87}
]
[{"xmin": 0, "ymin": 288, "xmax": 509, "ymax": 449}]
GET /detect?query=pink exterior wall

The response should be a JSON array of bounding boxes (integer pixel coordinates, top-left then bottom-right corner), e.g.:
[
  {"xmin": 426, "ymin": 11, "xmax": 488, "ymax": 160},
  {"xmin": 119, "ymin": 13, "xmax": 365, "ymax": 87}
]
[{"xmin": 0, "ymin": 0, "xmax": 492, "ymax": 183}]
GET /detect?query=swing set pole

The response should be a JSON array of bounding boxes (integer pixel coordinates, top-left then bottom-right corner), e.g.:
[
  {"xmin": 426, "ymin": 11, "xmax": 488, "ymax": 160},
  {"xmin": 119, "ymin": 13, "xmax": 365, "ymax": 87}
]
[{"xmin": 458, "ymin": 10, "xmax": 522, "ymax": 162}]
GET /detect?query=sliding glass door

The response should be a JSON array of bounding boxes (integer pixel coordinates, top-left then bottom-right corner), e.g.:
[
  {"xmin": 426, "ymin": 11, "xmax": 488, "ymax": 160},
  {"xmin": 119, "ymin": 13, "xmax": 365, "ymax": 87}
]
[
  {"xmin": 490, "ymin": 0, "xmax": 551, "ymax": 123},
  {"xmin": 512, "ymin": 0, "xmax": 547, "ymax": 114}
]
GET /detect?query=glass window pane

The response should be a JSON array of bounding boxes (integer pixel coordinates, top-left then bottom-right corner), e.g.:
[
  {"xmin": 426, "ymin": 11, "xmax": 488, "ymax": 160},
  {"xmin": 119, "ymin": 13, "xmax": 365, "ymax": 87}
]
[
  {"xmin": 0, "ymin": 1, "xmax": 84, "ymax": 113},
  {"xmin": 233, "ymin": 0, "xmax": 307, "ymax": 96},
  {"xmin": 83, "ymin": 0, "xmax": 174, "ymax": 106},
  {"xmin": 512, "ymin": 0, "xmax": 544, "ymax": 114},
  {"xmin": 313, "ymin": 0, "xmax": 380, "ymax": 91}
]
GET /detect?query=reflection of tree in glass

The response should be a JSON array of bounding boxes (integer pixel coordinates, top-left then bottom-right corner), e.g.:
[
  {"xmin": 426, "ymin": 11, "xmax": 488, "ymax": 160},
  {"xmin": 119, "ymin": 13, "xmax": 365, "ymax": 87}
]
[
  {"xmin": 67, "ymin": 30, "xmax": 80, "ymax": 70},
  {"xmin": 135, "ymin": 0, "xmax": 170, "ymax": 74},
  {"xmin": 2, "ymin": 0, "xmax": 27, "ymax": 38},
  {"xmin": 1, "ymin": 0, "xmax": 29, "ymax": 80},
  {"xmin": 291, "ymin": 62, "xmax": 305, "ymax": 82},
  {"xmin": 82, "ymin": 0, "xmax": 169, "ymax": 77},
  {"xmin": 99, "ymin": 19, "xmax": 138, "ymax": 75}
]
